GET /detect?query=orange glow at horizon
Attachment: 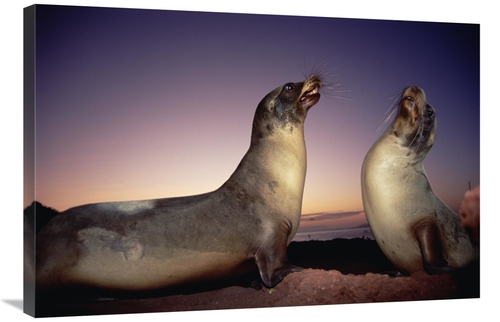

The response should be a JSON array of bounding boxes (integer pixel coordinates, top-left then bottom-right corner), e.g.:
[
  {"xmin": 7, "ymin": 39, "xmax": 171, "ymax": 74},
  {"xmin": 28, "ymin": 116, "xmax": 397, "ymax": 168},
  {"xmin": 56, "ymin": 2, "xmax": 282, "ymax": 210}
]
[{"xmin": 298, "ymin": 211, "xmax": 369, "ymax": 231}]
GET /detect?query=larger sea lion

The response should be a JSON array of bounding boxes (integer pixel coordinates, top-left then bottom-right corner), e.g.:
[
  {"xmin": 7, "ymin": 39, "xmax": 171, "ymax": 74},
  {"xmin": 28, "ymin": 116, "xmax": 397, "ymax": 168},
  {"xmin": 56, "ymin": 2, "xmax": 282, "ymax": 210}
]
[
  {"xmin": 361, "ymin": 86, "xmax": 478, "ymax": 275},
  {"xmin": 35, "ymin": 75, "xmax": 322, "ymax": 299}
]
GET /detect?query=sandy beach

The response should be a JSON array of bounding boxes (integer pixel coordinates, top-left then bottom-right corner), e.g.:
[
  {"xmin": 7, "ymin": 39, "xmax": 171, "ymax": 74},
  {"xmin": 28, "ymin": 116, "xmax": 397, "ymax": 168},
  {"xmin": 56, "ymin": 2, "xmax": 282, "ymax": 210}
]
[{"xmin": 33, "ymin": 237, "xmax": 479, "ymax": 318}]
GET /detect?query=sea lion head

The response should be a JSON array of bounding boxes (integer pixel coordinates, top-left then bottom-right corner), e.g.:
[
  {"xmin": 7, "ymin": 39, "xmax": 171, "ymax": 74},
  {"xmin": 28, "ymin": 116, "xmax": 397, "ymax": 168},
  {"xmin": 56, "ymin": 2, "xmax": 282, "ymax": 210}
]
[
  {"xmin": 391, "ymin": 86, "xmax": 436, "ymax": 155},
  {"xmin": 251, "ymin": 75, "xmax": 322, "ymax": 140}
]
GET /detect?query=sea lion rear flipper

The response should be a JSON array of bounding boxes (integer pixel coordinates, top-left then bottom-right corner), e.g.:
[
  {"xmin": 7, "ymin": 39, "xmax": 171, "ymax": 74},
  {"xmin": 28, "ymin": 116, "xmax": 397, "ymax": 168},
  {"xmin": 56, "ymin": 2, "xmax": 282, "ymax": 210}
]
[
  {"xmin": 414, "ymin": 218, "xmax": 454, "ymax": 275},
  {"xmin": 254, "ymin": 228, "xmax": 303, "ymax": 288}
]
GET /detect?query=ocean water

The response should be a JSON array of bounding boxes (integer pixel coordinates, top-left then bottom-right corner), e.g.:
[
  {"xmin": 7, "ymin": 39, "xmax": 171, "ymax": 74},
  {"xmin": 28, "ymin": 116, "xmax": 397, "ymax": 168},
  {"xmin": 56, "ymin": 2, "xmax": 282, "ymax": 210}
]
[{"xmin": 292, "ymin": 226, "xmax": 375, "ymax": 242}]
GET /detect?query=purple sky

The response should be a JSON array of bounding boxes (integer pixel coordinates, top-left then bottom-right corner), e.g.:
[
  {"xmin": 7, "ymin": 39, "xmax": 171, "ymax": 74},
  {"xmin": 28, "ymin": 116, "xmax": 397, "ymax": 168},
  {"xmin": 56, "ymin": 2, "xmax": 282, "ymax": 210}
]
[{"xmin": 28, "ymin": 5, "xmax": 479, "ymax": 227}]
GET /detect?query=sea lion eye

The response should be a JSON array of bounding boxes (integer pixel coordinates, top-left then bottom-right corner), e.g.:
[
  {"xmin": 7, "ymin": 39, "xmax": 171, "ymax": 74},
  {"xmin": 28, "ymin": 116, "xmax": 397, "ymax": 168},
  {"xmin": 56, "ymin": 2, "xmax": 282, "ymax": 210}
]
[
  {"xmin": 427, "ymin": 107, "xmax": 434, "ymax": 118},
  {"xmin": 284, "ymin": 83, "xmax": 295, "ymax": 91}
]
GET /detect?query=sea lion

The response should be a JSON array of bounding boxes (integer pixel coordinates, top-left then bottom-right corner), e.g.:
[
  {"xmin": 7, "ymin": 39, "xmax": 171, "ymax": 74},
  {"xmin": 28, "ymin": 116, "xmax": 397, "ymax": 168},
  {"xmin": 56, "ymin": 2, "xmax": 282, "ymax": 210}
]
[
  {"xmin": 361, "ymin": 86, "xmax": 478, "ymax": 275},
  {"xmin": 35, "ymin": 75, "xmax": 322, "ymax": 298}
]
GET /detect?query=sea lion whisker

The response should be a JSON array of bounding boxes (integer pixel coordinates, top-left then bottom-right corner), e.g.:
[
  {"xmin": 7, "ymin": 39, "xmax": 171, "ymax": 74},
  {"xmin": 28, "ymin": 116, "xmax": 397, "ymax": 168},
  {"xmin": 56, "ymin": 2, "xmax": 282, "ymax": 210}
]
[
  {"xmin": 316, "ymin": 89, "xmax": 355, "ymax": 105},
  {"xmin": 297, "ymin": 56, "xmax": 353, "ymax": 108},
  {"xmin": 319, "ymin": 81, "xmax": 343, "ymax": 92},
  {"xmin": 298, "ymin": 56, "xmax": 338, "ymax": 93},
  {"xmin": 332, "ymin": 95, "xmax": 357, "ymax": 103},
  {"xmin": 376, "ymin": 96, "xmax": 400, "ymax": 134},
  {"xmin": 315, "ymin": 79, "xmax": 355, "ymax": 105},
  {"xmin": 375, "ymin": 91, "xmax": 403, "ymax": 133},
  {"xmin": 314, "ymin": 66, "xmax": 338, "ymax": 79},
  {"xmin": 329, "ymin": 89, "xmax": 352, "ymax": 93},
  {"xmin": 299, "ymin": 54, "xmax": 332, "ymax": 79}
]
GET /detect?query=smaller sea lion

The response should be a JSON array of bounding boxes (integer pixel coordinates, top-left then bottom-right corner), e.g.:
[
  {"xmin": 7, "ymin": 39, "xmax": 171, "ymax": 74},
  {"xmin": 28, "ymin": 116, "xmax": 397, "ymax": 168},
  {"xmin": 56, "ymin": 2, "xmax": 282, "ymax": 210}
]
[{"xmin": 361, "ymin": 86, "xmax": 478, "ymax": 275}]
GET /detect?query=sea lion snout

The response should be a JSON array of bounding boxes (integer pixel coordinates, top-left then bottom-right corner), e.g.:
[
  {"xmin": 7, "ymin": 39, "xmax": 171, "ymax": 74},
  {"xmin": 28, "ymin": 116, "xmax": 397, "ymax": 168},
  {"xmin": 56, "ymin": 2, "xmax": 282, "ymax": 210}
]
[
  {"xmin": 305, "ymin": 74, "xmax": 322, "ymax": 86},
  {"xmin": 298, "ymin": 75, "xmax": 322, "ymax": 108},
  {"xmin": 302, "ymin": 75, "xmax": 322, "ymax": 94},
  {"xmin": 401, "ymin": 87, "xmax": 425, "ymax": 110}
]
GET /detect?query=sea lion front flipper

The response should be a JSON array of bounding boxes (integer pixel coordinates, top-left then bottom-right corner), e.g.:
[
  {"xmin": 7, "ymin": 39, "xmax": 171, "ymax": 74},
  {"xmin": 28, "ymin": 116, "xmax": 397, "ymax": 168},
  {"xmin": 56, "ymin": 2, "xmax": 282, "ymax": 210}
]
[
  {"xmin": 414, "ymin": 218, "xmax": 455, "ymax": 275},
  {"xmin": 254, "ymin": 226, "xmax": 302, "ymax": 288},
  {"xmin": 255, "ymin": 246, "xmax": 302, "ymax": 288}
]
